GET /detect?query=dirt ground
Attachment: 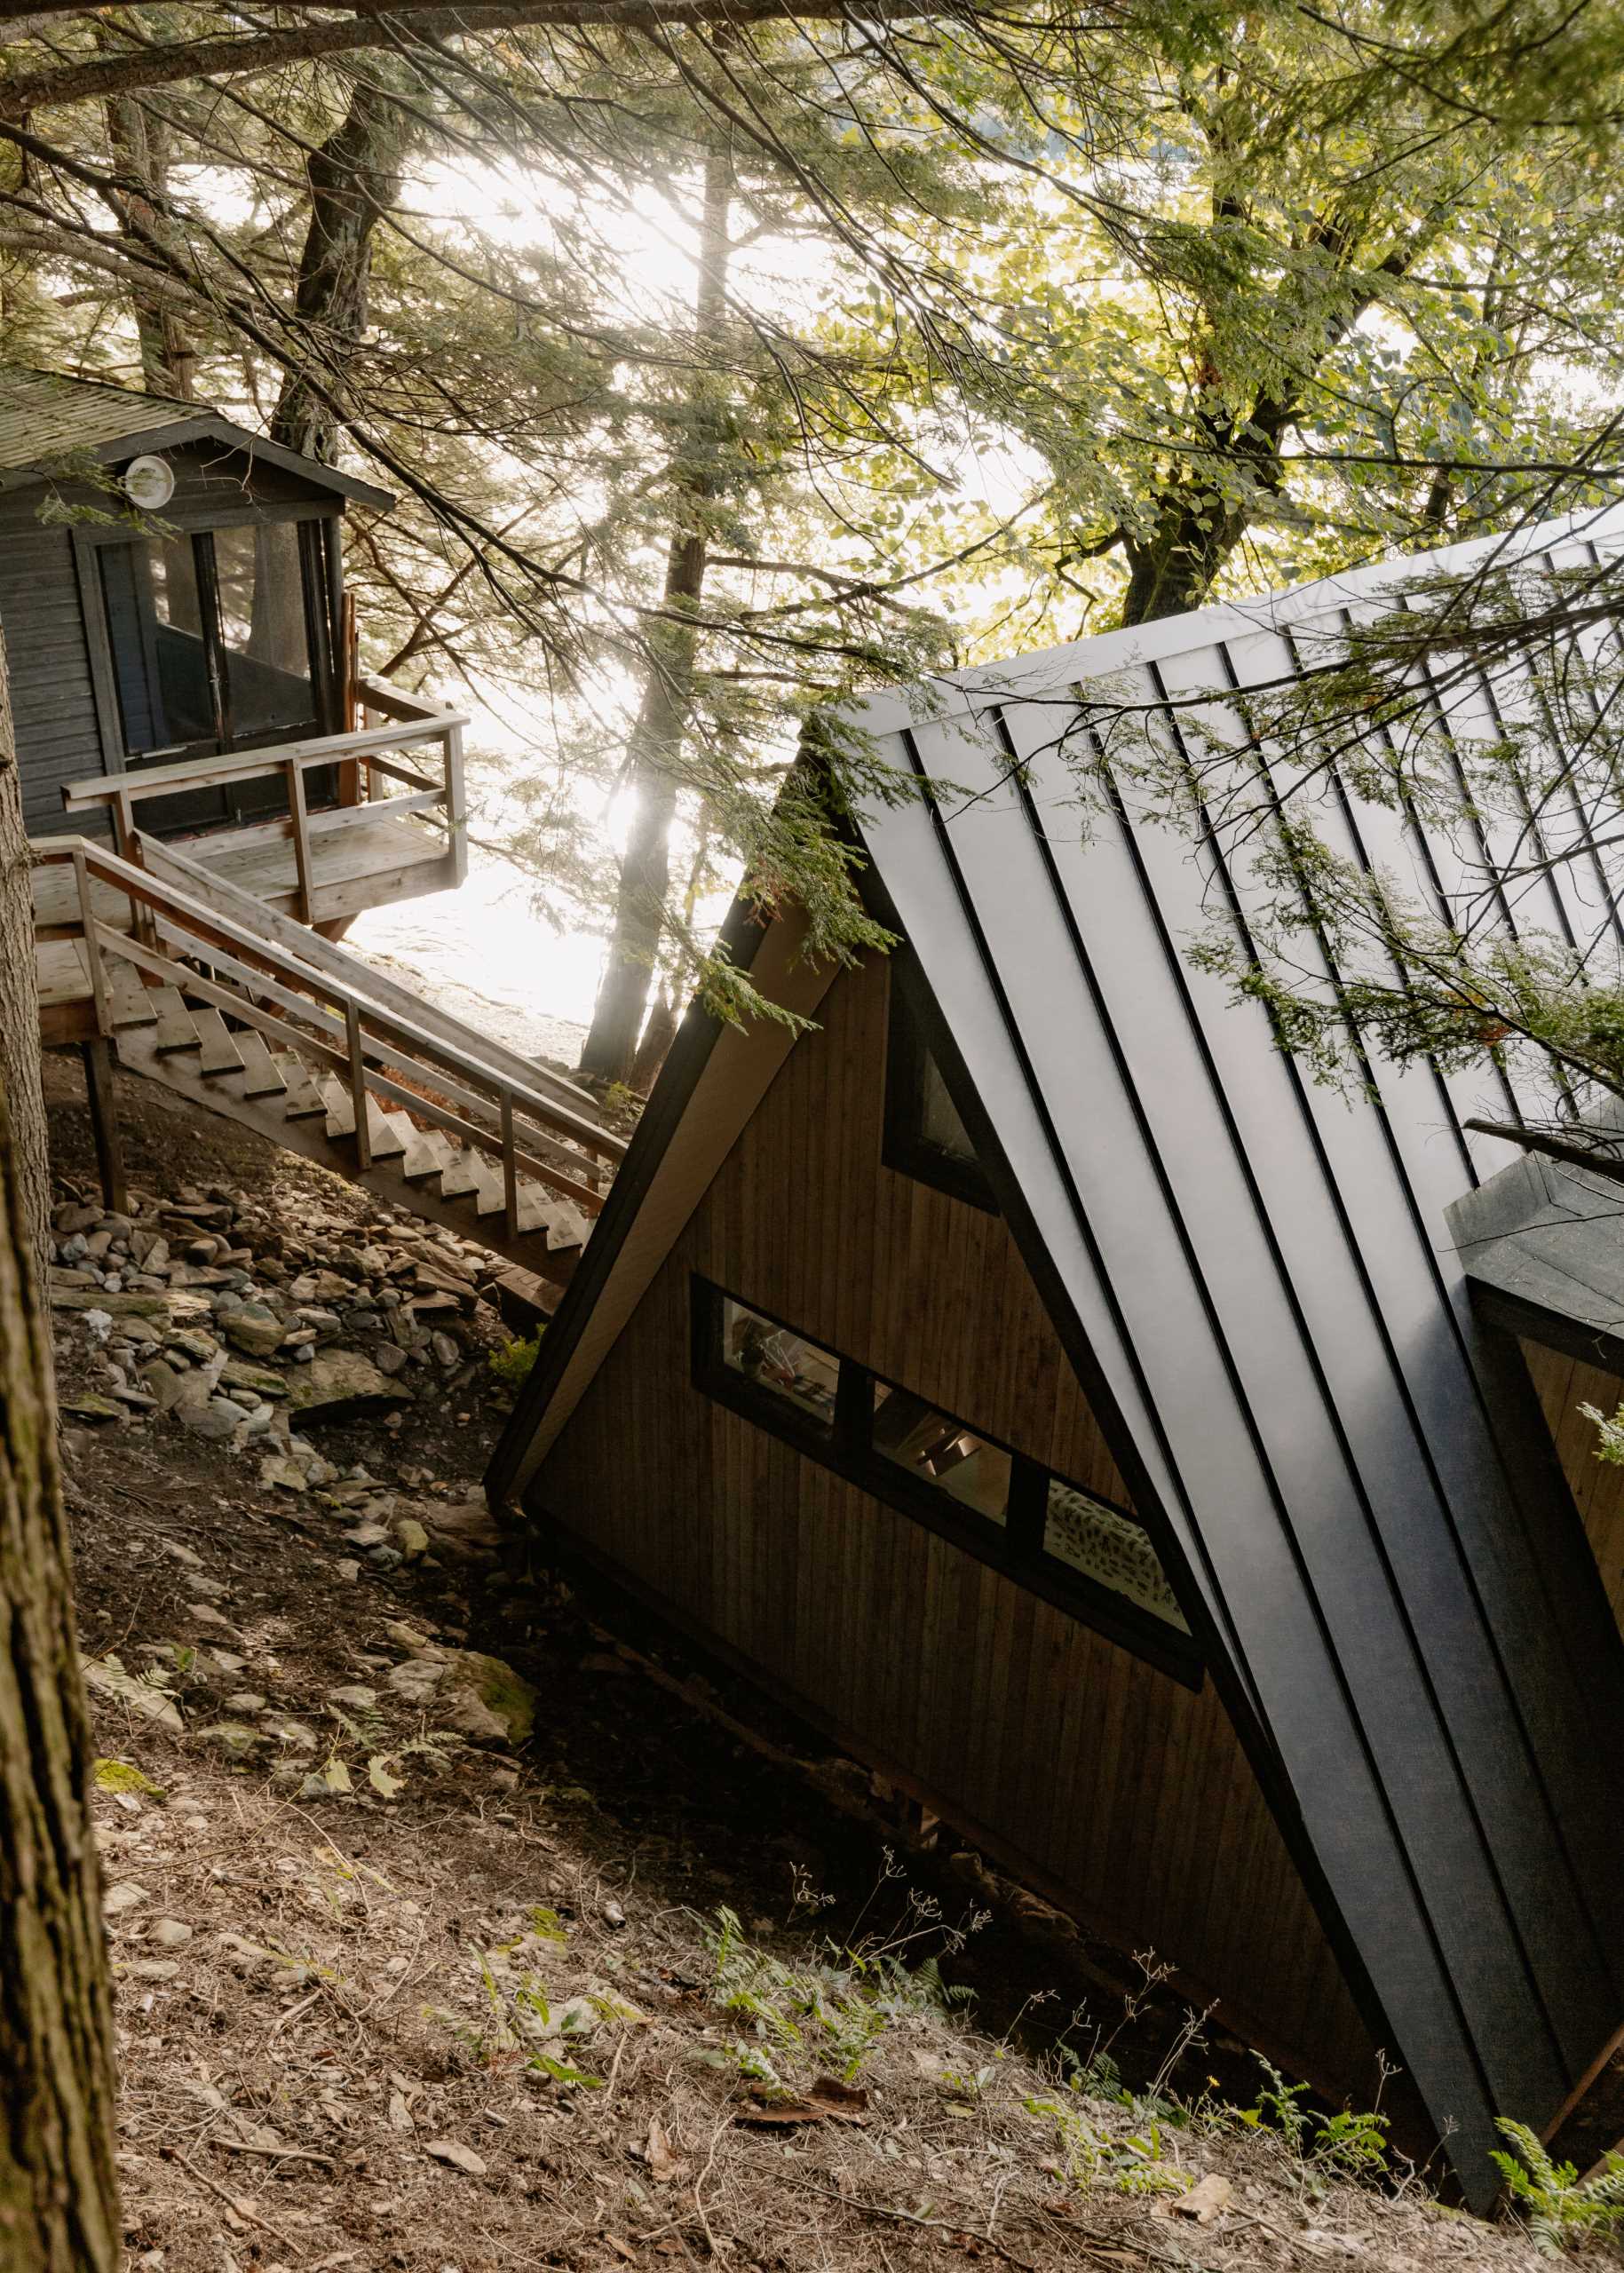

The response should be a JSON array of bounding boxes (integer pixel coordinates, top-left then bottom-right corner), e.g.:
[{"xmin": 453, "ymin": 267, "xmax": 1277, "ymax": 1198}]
[{"xmin": 43, "ymin": 1055, "xmax": 1580, "ymax": 2273}]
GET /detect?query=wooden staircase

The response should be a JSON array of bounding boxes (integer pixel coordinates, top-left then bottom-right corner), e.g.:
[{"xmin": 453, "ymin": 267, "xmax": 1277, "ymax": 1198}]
[{"xmin": 36, "ymin": 833, "xmax": 626, "ymax": 1296}]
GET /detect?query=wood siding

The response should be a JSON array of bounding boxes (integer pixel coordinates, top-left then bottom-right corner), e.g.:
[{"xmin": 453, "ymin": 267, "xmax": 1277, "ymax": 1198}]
[
  {"xmin": 536, "ymin": 950, "xmax": 1374, "ymax": 2095},
  {"xmin": 0, "ymin": 499, "xmax": 105, "ymax": 839},
  {"xmin": 1521, "ymin": 1340, "xmax": 1624, "ymax": 1636}
]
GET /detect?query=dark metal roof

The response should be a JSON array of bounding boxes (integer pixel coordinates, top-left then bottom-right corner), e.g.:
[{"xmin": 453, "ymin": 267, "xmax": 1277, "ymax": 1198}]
[
  {"xmin": 488, "ymin": 513, "xmax": 1624, "ymax": 2206},
  {"xmin": 0, "ymin": 365, "xmax": 393, "ymax": 510}
]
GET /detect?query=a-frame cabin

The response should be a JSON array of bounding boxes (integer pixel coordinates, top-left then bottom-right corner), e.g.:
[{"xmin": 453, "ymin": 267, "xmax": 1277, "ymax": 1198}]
[{"xmin": 486, "ymin": 519, "xmax": 1624, "ymax": 2211}]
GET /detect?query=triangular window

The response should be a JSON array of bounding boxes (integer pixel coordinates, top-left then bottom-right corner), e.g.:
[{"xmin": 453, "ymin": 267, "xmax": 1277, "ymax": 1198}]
[{"xmin": 883, "ymin": 967, "xmax": 996, "ymax": 1211}]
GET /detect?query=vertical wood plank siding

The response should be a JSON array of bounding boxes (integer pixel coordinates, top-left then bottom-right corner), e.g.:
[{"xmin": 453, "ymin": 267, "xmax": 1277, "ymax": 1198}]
[
  {"xmin": 0, "ymin": 503, "xmax": 106, "ymax": 839},
  {"xmin": 536, "ymin": 951, "xmax": 1374, "ymax": 2094},
  {"xmin": 1521, "ymin": 1340, "xmax": 1624, "ymax": 1635}
]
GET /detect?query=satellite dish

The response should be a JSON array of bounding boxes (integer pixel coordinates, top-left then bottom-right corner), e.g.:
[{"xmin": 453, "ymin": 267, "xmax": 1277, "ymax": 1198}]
[{"xmin": 122, "ymin": 454, "xmax": 175, "ymax": 511}]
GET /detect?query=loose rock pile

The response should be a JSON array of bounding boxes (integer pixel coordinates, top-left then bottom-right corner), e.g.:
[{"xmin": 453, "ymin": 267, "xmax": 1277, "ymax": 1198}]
[{"xmin": 49, "ymin": 1178, "xmax": 522, "ymax": 1570}]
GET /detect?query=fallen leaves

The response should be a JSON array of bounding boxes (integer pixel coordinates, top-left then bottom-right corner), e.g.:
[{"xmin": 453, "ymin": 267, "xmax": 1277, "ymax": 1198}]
[
  {"xmin": 425, "ymin": 2136, "xmax": 487, "ymax": 2176},
  {"xmin": 645, "ymin": 2116, "xmax": 691, "ymax": 2183}
]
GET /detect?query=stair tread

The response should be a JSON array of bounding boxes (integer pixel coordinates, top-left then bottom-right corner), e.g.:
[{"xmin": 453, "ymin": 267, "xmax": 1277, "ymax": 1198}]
[
  {"xmin": 274, "ymin": 1053, "xmax": 327, "ymax": 1117},
  {"xmin": 401, "ymin": 1128, "xmax": 454, "ymax": 1180},
  {"xmin": 234, "ymin": 1030, "xmax": 287, "ymax": 1097},
  {"xmin": 438, "ymin": 1144, "xmax": 481, "ymax": 1198},
  {"xmin": 191, "ymin": 1005, "xmax": 245, "ymax": 1075},
  {"xmin": 107, "ymin": 966, "xmax": 159, "ymax": 1028},
  {"xmin": 364, "ymin": 1098, "xmax": 408, "ymax": 1159},
  {"xmin": 320, "ymin": 1076, "xmax": 356, "ymax": 1137},
  {"xmin": 151, "ymin": 986, "xmax": 199, "ymax": 1052}
]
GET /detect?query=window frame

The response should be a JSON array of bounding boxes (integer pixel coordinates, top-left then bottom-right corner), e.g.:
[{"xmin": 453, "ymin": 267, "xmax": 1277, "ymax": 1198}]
[
  {"xmin": 691, "ymin": 1275, "xmax": 1201, "ymax": 1684},
  {"xmin": 73, "ymin": 503, "xmax": 345, "ymax": 833},
  {"xmin": 882, "ymin": 963, "xmax": 998, "ymax": 1214}
]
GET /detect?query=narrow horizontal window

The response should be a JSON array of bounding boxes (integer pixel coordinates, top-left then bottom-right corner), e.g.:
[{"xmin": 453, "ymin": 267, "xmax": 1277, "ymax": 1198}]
[{"xmin": 691, "ymin": 1276, "xmax": 1200, "ymax": 1683}]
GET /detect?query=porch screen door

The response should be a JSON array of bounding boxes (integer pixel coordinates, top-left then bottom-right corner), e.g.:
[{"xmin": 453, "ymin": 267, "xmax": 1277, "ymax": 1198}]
[{"xmin": 97, "ymin": 519, "xmax": 337, "ymax": 837}]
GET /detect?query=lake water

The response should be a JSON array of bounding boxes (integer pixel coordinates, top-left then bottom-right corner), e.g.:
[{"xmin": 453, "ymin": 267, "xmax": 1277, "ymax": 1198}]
[{"xmin": 347, "ymin": 847, "xmax": 604, "ymax": 1076}]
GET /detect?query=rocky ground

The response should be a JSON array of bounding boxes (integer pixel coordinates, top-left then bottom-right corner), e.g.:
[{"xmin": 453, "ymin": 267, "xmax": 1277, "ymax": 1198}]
[{"xmin": 39, "ymin": 1057, "xmax": 1596, "ymax": 2273}]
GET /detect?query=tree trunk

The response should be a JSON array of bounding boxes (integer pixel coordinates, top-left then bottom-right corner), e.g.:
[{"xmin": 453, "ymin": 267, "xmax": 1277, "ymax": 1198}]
[
  {"xmin": 0, "ymin": 626, "xmax": 122, "ymax": 2271},
  {"xmin": 0, "ymin": 644, "xmax": 51, "ymax": 1263},
  {"xmin": 271, "ymin": 74, "xmax": 409, "ymax": 463},
  {"xmin": 577, "ymin": 145, "xmax": 732, "ymax": 1088},
  {"xmin": 99, "ymin": 68, "xmax": 194, "ymax": 398}
]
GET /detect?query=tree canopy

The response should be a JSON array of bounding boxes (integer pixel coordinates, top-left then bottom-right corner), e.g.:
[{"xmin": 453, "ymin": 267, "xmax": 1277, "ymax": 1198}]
[{"xmin": 5, "ymin": 0, "xmax": 1624, "ymax": 1110}]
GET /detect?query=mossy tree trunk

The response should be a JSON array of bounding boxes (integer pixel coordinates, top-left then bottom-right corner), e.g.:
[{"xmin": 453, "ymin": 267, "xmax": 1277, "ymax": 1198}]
[{"xmin": 0, "ymin": 629, "xmax": 122, "ymax": 2271}]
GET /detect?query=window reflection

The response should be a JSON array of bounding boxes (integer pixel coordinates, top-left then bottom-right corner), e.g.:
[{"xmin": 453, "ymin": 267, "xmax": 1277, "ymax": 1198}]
[
  {"xmin": 721, "ymin": 1296, "xmax": 838, "ymax": 1431},
  {"xmin": 870, "ymin": 1381, "xmax": 1010, "ymax": 1525}
]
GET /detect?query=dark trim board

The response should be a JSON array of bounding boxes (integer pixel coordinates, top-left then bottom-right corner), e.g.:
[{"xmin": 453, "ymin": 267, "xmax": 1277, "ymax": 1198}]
[{"xmin": 488, "ymin": 511, "xmax": 1624, "ymax": 2209}]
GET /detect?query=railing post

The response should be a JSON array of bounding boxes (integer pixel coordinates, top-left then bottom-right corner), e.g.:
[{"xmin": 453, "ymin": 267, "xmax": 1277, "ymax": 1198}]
[
  {"xmin": 72, "ymin": 845, "xmax": 114, "ymax": 1037},
  {"xmin": 445, "ymin": 721, "xmax": 467, "ymax": 887},
  {"xmin": 345, "ymin": 998, "xmax": 372, "ymax": 1170},
  {"xmin": 285, "ymin": 756, "xmax": 315, "ymax": 926},
  {"xmin": 501, "ymin": 1090, "xmax": 519, "ymax": 1242}
]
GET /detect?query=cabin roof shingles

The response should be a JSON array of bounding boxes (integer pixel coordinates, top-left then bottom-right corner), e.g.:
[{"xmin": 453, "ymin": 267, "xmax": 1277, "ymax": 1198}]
[
  {"xmin": 0, "ymin": 365, "xmax": 202, "ymax": 476},
  {"xmin": 0, "ymin": 363, "xmax": 393, "ymax": 508}
]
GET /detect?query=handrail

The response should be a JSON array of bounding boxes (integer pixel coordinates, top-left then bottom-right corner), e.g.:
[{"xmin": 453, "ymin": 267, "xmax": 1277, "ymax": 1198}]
[
  {"xmin": 135, "ymin": 828, "xmax": 606, "ymax": 1129},
  {"xmin": 36, "ymin": 834, "xmax": 617, "ymax": 1227},
  {"xmin": 354, "ymin": 676, "xmax": 456, "ymax": 726},
  {"xmin": 60, "ymin": 711, "xmax": 470, "ymax": 810},
  {"xmin": 61, "ymin": 702, "xmax": 469, "ymax": 912}
]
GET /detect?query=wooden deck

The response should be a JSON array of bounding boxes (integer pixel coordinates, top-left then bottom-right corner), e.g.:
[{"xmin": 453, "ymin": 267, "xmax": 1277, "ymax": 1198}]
[{"xmin": 35, "ymin": 812, "xmax": 454, "ymax": 1044}]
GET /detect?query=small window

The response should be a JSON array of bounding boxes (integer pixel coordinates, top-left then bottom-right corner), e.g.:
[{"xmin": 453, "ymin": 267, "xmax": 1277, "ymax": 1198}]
[
  {"xmin": 883, "ymin": 968, "xmax": 995, "ymax": 1211},
  {"xmin": 715, "ymin": 1292, "xmax": 840, "ymax": 1434},
  {"xmin": 870, "ymin": 1381, "xmax": 1011, "ymax": 1526},
  {"xmin": 1042, "ymin": 1477, "xmax": 1191, "ymax": 1635}
]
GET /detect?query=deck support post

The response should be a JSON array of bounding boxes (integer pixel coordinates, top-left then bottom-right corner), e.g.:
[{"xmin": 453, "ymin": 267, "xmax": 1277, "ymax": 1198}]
[{"xmin": 79, "ymin": 1037, "xmax": 127, "ymax": 1216}]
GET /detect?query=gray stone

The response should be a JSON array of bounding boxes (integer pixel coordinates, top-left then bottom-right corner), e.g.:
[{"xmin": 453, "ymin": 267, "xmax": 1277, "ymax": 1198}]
[
  {"xmin": 223, "ymin": 1304, "xmax": 285, "ymax": 1358},
  {"xmin": 151, "ymin": 1917, "xmax": 194, "ymax": 1947},
  {"xmin": 285, "ymin": 1349, "xmax": 411, "ymax": 1419},
  {"xmin": 393, "ymin": 1517, "xmax": 431, "ymax": 1561},
  {"xmin": 51, "ymin": 1288, "xmax": 168, "ymax": 1319},
  {"xmin": 431, "ymin": 1332, "xmax": 460, "ymax": 1368},
  {"xmin": 196, "ymin": 1721, "xmax": 267, "ymax": 1761},
  {"xmin": 59, "ymin": 1393, "xmax": 124, "ymax": 1423},
  {"xmin": 174, "ymin": 1398, "xmax": 243, "ymax": 1442},
  {"xmin": 374, "ymin": 1343, "xmax": 408, "ymax": 1376},
  {"xmin": 219, "ymin": 1358, "xmax": 285, "ymax": 1398},
  {"xmin": 342, "ymin": 1521, "xmax": 391, "ymax": 1548},
  {"xmin": 166, "ymin": 1328, "xmax": 220, "ymax": 1364}
]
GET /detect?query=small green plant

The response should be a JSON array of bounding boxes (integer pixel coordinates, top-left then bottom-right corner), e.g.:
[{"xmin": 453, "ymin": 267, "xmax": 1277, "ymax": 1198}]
[
  {"xmin": 1026, "ymin": 2090, "xmax": 1192, "ymax": 2198},
  {"xmin": 1232, "ymin": 2057, "xmax": 1311, "ymax": 2154},
  {"xmin": 701, "ymin": 1904, "xmax": 970, "ymax": 2093},
  {"xmin": 1313, "ymin": 2103, "xmax": 1390, "ymax": 2175},
  {"xmin": 1492, "ymin": 2119, "xmax": 1624, "ymax": 2254},
  {"xmin": 488, "ymin": 1332, "xmax": 543, "ymax": 1390},
  {"xmin": 1580, "ymin": 1398, "xmax": 1624, "ymax": 1467}
]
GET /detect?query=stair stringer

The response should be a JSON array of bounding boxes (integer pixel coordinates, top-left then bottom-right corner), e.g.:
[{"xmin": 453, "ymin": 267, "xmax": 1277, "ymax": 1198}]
[{"xmin": 114, "ymin": 1024, "xmax": 577, "ymax": 1303}]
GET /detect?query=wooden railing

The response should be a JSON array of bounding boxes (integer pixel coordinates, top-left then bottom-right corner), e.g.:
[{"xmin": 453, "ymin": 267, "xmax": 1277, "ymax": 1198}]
[
  {"xmin": 36, "ymin": 835, "xmax": 625, "ymax": 1238},
  {"xmin": 59, "ymin": 687, "xmax": 469, "ymax": 926}
]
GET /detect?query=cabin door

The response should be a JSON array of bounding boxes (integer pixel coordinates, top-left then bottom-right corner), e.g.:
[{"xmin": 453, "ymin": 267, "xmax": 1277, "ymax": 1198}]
[{"xmin": 95, "ymin": 518, "xmax": 339, "ymax": 838}]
